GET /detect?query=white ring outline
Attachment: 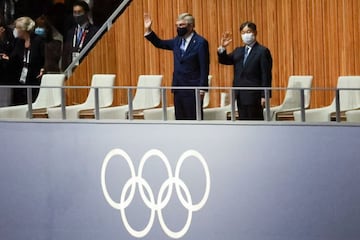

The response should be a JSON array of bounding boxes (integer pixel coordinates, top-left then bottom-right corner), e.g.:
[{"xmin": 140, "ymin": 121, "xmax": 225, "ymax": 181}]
[{"xmin": 100, "ymin": 148, "xmax": 210, "ymax": 239}]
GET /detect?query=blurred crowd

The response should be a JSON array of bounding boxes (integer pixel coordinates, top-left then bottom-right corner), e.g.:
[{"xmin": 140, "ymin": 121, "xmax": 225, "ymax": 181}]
[{"xmin": 0, "ymin": 0, "xmax": 122, "ymax": 106}]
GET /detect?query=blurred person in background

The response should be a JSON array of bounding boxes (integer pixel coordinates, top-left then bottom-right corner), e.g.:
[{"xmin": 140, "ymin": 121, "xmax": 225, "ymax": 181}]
[
  {"xmin": 35, "ymin": 15, "xmax": 62, "ymax": 72},
  {"xmin": 2, "ymin": 17, "xmax": 45, "ymax": 105},
  {"xmin": 62, "ymin": 0, "xmax": 98, "ymax": 71},
  {"xmin": 0, "ymin": 13, "xmax": 15, "ymax": 106},
  {"xmin": 0, "ymin": 0, "xmax": 15, "ymax": 26}
]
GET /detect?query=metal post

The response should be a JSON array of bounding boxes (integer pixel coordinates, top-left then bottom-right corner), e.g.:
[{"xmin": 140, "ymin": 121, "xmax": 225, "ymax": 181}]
[
  {"xmin": 335, "ymin": 89, "xmax": 341, "ymax": 123},
  {"xmin": 195, "ymin": 88, "xmax": 202, "ymax": 121},
  {"xmin": 94, "ymin": 87, "xmax": 100, "ymax": 120},
  {"xmin": 161, "ymin": 88, "xmax": 168, "ymax": 121},
  {"xmin": 26, "ymin": 87, "xmax": 33, "ymax": 119},
  {"xmin": 265, "ymin": 89, "xmax": 271, "ymax": 121},
  {"xmin": 127, "ymin": 88, "xmax": 133, "ymax": 120},
  {"xmin": 61, "ymin": 87, "xmax": 67, "ymax": 120},
  {"xmin": 300, "ymin": 89, "xmax": 306, "ymax": 122},
  {"xmin": 230, "ymin": 89, "xmax": 236, "ymax": 121}
]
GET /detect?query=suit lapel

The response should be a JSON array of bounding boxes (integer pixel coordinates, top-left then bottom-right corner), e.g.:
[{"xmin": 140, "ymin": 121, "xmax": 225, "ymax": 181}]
[
  {"xmin": 174, "ymin": 37, "xmax": 183, "ymax": 60},
  {"xmin": 184, "ymin": 33, "xmax": 197, "ymax": 55}
]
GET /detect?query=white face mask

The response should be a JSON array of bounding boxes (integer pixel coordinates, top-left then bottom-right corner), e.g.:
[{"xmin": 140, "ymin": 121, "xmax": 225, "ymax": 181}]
[
  {"xmin": 241, "ymin": 33, "xmax": 255, "ymax": 45},
  {"xmin": 13, "ymin": 28, "xmax": 18, "ymax": 38}
]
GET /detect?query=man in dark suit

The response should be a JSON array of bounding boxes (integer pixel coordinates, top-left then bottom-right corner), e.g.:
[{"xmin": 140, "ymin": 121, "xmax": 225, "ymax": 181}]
[
  {"xmin": 144, "ymin": 13, "xmax": 210, "ymax": 120},
  {"xmin": 218, "ymin": 21, "xmax": 272, "ymax": 120},
  {"xmin": 62, "ymin": 0, "xmax": 98, "ymax": 71}
]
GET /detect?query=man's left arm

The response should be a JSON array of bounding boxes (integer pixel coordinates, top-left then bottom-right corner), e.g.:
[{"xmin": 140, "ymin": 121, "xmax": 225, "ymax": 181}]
[{"xmin": 198, "ymin": 39, "xmax": 210, "ymax": 92}]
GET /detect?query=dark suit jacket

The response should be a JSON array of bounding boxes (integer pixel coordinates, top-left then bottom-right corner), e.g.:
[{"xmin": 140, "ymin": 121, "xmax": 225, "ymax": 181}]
[
  {"xmin": 145, "ymin": 31, "xmax": 210, "ymax": 94},
  {"xmin": 218, "ymin": 42, "xmax": 272, "ymax": 105},
  {"xmin": 8, "ymin": 35, "xmax": 45, "ymax": 85},
  {"xmin": 62, "ymin": 23, "xmax": 99, "ymax": 71}
]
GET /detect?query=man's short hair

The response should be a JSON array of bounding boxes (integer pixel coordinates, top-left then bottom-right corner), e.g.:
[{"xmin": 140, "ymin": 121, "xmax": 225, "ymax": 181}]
[
  {"xmin": 177, "ymin": 13, "xmax": 195, "ymax": 27},
  {"xmin": 73, "ymin": 1, "xmax": 90, "ymax": 13},
  {"xmin": 240, "ymin": 21, "xmax": 257, "ymax": 32}
]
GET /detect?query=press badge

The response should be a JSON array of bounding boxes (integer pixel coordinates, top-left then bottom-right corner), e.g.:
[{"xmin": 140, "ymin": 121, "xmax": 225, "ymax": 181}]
[
  {"xmin": 19, "ymin": 66, "xmax": 28, "ymax": 84},
  {"xmin": 72, "ymin": 52, "xmax": 80, "ymax": 66}
]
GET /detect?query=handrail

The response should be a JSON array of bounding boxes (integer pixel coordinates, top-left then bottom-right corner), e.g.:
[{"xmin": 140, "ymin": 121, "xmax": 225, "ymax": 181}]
[
  {"xmin": 1, "ymin": 85, "xmax": 360, "ymax": 123},
  {"xmin": 63, "ymin": 0, "xmax": 133, "ymax": 78}
]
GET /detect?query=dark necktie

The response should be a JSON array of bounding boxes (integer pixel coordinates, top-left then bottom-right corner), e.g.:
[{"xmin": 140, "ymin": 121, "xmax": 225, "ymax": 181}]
[
  {"xmin": 243, "ymin": 46, "xmax": 250, "ymax": 65},
  {"xmin": 180, "ymin": 38, "xmax": 186, "ymax": 56}
]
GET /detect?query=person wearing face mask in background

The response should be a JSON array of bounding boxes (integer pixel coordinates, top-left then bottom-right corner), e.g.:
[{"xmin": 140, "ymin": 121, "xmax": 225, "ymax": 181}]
[
  {"xmin": 2, "ymin": 16, "xmax": 45, "ymax": 105},
  {"xmin": 0, "ymin": 13, "xmax": 15, "ymax": 106},
  {"xmin": 35, "ymin": 15, "xmax": 62, "ymax": 73},
  {"xmin": 144, "ymin": 13, "xmax": 210, "ymax": 120},
  {"xmin": 218, "ymin": 21, "xmax": 272, "ymax": 120},
  {"xmin": 61, "ymin": 0, "xmax": 98, "ymax": 71}
]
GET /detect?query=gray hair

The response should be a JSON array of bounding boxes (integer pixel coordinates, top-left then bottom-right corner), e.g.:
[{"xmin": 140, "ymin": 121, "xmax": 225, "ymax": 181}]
[{"xmin": 177, "ymin": 13, "xmax": 195, "ymax": 27}]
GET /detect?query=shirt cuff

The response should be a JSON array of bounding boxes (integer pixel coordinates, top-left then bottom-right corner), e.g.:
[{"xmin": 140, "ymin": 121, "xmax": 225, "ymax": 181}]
[
  {"xmin": 144, "ymin": 31, "xmax": 152, "ymax": 37},
  {"xmin": 217, "ymin": 46, "xmax": 226, "ymax": 53}
]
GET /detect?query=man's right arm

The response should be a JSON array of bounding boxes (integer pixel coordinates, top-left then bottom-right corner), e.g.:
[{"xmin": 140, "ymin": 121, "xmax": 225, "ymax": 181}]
[
  {"xmin": 218, "ymin": 47, "xmax": 234, "ymax": 65},
  {"xmin": 144, "ymin": 13, "xmax": 174, "ymax": 50},
  {"xmin": 145, "ymin": 31, "xmax": 174, "ymax": 50},
  {"xmin": 218, "ymin": 31, "xmax": 234, "ymax": 65}
]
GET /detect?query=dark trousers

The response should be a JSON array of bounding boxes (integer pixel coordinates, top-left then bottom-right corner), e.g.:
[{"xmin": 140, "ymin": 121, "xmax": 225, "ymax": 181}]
[
  {"xmin": 174, "ymin": 91, "xmax": 203, "ymax": 120},
  {"xmin": 237, "ymin": 101, "xmax": 264, "ymax": 120},
  {"xmin": 13, "ymin": 86, "xmax": 39, "ymax": 105}
]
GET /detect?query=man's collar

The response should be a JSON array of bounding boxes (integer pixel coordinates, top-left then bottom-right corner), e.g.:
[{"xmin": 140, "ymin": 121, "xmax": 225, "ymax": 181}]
[
  {"xmin": 246, "ymin": 41, "xmax": 257, "ymax": 48},
  {"xmin": 78, "ymin": 22, "xmax": 89, "ymax": 29},
  {"xmin": 182, "ymin": 31, "xmax": 195, "ymax": 42}
]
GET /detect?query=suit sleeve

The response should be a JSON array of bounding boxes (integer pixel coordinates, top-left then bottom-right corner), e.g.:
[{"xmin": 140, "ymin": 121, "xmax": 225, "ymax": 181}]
[
  {"xmin": 260, "ymin": 48, "xmax": 273, "ymax": 98},
  {"xmin": 198, "ymin": 39, "xmax": 210, "ymax": 89},
  {"xmin": 145, "ymin": 31, "xmax": 174, "ymax": 50},
  {"xmin": 217, "ymin": 48, "xmax": 235, "ymax": 65}
]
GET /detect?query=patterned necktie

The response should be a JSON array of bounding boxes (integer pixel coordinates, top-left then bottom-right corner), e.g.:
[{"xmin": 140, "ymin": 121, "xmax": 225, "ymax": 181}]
[
  {"xmin": 243, "ymin": 46, "xmax": 250, "ymax": 65},
  {"xmin": 77, "ymin": 27, "xmax": 83, "ymax": 45},
  {"xmin": 180, "ymin": 38, "xmax": 186, "ymax": 56}
]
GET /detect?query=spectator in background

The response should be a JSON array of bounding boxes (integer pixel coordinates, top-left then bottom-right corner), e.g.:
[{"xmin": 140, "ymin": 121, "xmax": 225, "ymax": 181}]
[
  {"xmin": 0, "ymin": 0, "xmax": 15, "ymax": 26},
  {"xmin": 62, "ymin": 0, "xmax": 98, "ymax": 71},
  {"xmin": 0, "ymin": 13, "xmax": 15, "ymax": 106},
  {"xmin": 2, "ymin": 17, "xmax": 45, "ymax": 105},
  {"xmin": 47, "ymin": 2, "xmax": 67, "ymax": 37},
  {"xmin": 0, "ymin": 13, "xmax": 14, "ymax": 83},
  {"xmin": 35, "ymin": 15, "xmax": 62, "ymax": 72}
]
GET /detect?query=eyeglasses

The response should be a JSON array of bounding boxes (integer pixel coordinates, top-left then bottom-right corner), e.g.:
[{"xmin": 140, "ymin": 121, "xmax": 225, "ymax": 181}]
[{"xmin": 240, "ymin": 29, "xmax": 255, "ymax": 34}]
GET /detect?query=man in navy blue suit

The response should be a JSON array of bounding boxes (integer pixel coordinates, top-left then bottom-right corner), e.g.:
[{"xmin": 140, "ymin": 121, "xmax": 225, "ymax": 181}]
[
  {"xmin": 218, "ymin": 22, "xmax": 272, "ymax": 120},
  {"xmin": 144, "ymin": 13, "xmax": 210, "ymax": 120}
]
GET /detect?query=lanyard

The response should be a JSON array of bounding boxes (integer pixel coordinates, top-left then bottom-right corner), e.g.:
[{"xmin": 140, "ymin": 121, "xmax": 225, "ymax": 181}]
[
  {"xmin": 23, "ymin": 49, "xmax": 30, "ymax": 65},
  {"xmin": 72, "ymin": 26, "xmax": 87, "ymax": 51}
]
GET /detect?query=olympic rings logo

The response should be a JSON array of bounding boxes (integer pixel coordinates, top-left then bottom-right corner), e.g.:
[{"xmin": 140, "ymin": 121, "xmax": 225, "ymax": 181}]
[{"xmin": 101, "ymin": 149, "xmax": 211, "ymax": 239}]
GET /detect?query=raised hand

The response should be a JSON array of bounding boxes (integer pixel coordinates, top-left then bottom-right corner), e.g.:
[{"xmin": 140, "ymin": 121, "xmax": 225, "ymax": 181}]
[
  {"xmin": 221, "ymin": 31, "xmax": 233, "ymax": 48},
  {"xmin": 144, "ymin": 13, "xmax": 152, "ymax": 32}
]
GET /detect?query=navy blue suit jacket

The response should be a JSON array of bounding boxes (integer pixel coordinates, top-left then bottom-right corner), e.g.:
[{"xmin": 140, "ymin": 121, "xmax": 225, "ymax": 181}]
[
  {"xmin": 145, "ymin": 31, "xmax": 210, "ymax": 94},
  {"xmin": 218, "ymin": 42, "xmax": 272, "ymax": 105}
]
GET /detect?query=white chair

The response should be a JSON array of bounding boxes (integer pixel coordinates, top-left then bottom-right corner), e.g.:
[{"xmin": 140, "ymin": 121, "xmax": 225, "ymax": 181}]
[
  {"xmin": 264, "ymin": 75, "xmax": 313, "ymax": 121},
  {"xmin": 143, "ymin": 75, "xmax": 212, "ymax": 120},
  {"xmin": 100, "ymin": 75, "xmax": 163, "ymax": 119},
  {"xmin": 47, "ymin": 74, "xmax": 115, "ymax": 119},
  {"xmin": 345, "ymin": 109, "xmax": 360, "ymax": 122},
  {"xmin": 0, "ymin": 74, "xmax": 65, "ymax": 119},
  {"xmin": 293, "ymin": 76, "xmax": 360, "ymax": 122}
]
